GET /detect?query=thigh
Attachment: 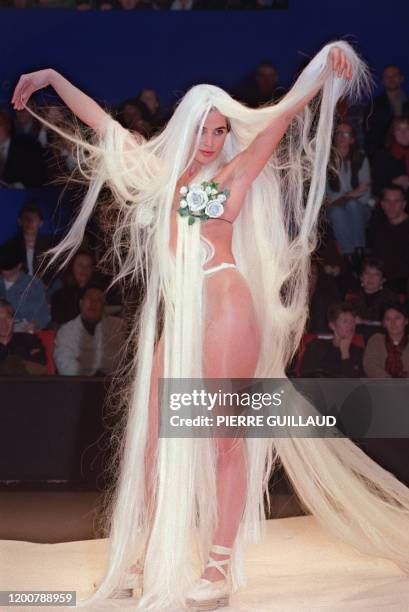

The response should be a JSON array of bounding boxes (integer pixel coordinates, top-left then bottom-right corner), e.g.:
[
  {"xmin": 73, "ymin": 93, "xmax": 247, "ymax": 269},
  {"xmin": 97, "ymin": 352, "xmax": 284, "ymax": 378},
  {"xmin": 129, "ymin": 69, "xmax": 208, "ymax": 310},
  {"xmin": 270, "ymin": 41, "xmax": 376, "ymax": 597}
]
[{"xmin": 203, "ymin": 270, "xmax": 261, "ymax": 378}]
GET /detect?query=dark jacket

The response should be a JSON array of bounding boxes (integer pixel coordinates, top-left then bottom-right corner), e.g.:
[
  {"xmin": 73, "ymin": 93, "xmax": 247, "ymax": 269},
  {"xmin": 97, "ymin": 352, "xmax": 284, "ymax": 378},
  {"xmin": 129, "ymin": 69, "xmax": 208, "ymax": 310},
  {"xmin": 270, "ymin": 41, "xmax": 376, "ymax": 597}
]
[
  {"xmin": 300, "ymin": 338, "xmax": 365, "ymax": 378},
  {"xmin": 3, "ymin": 234, "xmax": 55, "ymax": 284},
  {"xmin": 1, "ymin": 136, "xmax": 47, "ymax": 188},
  {"xmin": 372, "ymin": 149, "xmax": 408, "ymax": 200}
]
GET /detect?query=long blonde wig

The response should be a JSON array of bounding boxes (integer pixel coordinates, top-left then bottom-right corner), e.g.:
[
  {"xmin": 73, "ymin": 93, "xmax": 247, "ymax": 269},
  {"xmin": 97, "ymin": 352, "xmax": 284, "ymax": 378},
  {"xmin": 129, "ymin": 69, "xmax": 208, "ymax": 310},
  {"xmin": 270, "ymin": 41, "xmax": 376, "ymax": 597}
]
[{"xmin": 33, "ymin": 41, "xmax": 409, "ymax": 610}]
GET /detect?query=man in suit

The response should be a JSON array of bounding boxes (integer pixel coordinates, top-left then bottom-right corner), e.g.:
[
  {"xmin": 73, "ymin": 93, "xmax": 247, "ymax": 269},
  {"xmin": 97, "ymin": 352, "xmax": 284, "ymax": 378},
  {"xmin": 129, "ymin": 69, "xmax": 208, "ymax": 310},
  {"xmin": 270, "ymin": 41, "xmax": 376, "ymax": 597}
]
[
  {"xmin": 0, "ymin": 109, "xmax": 47, "ymax": 188},
  {"xmin": 4, "ymin": 203, "xmax": 55, "ymax": 284}
]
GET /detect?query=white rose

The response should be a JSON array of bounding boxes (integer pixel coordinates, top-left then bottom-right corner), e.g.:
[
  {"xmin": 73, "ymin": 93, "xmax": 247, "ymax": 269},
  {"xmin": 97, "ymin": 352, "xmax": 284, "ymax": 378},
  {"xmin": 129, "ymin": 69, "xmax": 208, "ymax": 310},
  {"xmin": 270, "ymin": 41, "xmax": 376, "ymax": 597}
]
[
  {"xmin": 211, "ymin": 188, "xmax": 218, "ymax": 195},
  {"xmin": 205, "ymin": 200, "xmax": 224, "ymax": 218},
  {"xmin": 217, "ymin": 194, "xmax": 227, "ymax": 203},
  {"xmin": 136, "ymin": 204, "xmax": 155, "ymax": 226},
  {"xmin": 180, "ymin": 199, "xmax": 188, "ymax": 208},
  {"xmin": 180, "ymin": 186, "xmax": 188, "ymax": 196},
  {"xmin": 187, "ymin": 187, "xmax": 208, "ymax": 212},
  {"xmin": 205, "ymin": 186, "xmax": 212, "ymax": 194}
]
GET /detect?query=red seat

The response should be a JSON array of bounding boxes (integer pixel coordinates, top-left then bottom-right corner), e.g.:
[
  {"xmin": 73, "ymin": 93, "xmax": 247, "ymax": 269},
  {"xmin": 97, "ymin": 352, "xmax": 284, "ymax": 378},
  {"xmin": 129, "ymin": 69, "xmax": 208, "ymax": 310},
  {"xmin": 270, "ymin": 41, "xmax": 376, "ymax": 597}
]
[{"xmin": 35, "ymin": 330, "xmax": 56, "ymax": 375}]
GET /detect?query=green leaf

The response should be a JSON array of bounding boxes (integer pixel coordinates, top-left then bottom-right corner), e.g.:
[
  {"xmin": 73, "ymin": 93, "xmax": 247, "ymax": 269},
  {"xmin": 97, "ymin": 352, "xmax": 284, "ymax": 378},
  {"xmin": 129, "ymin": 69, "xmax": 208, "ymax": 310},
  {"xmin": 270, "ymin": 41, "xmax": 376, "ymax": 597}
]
[
  {"xmin": 178, "ymin": 207, "xmax": 189, "ymax": 216},
  {"xmin": 188, "ymin": 216, "xmax": 196, "ymax": 225}
]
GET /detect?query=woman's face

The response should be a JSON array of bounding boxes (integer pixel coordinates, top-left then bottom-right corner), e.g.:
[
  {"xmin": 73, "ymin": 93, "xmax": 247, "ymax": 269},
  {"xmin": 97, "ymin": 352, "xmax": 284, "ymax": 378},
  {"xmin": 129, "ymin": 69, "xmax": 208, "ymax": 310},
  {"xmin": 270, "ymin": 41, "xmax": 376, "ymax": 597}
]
[
  {"xmin": 334, "ymin": 123, "xmax": 354, "ymax": 150},
  {"xmin": 194, "ymin": 110, "xmax": 229, "ymax": 166},
  {"xmin": 383, "ymin": 308, "xmax": 408, "ymax": 338},
  {"xmin": 393, "ymin": 121, "xmax": 409, "ymax": 147},
  {"xmin": 72, "ymin": 254, "xmax": 94, "ymax": 287},
  {"xmin": 360, "ymin": 266, "xmax": 384, "ymax": 293}
]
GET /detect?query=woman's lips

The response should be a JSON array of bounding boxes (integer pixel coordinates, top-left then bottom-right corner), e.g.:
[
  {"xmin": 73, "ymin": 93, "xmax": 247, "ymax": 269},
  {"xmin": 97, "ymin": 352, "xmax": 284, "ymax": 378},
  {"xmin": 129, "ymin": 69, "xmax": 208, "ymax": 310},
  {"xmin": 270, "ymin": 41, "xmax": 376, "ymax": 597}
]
[{"xmin": 200, "ymin": 150, "xmax": 214, "ymax": 157}]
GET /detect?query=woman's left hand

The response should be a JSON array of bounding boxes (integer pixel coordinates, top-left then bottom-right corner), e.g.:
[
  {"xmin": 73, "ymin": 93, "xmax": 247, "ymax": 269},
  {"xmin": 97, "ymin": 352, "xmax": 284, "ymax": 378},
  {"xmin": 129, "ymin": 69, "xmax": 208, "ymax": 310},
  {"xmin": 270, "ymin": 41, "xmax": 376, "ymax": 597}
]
[{"xmin": 329, "ymin": 47, "xmax": 352, "ymax": 80}]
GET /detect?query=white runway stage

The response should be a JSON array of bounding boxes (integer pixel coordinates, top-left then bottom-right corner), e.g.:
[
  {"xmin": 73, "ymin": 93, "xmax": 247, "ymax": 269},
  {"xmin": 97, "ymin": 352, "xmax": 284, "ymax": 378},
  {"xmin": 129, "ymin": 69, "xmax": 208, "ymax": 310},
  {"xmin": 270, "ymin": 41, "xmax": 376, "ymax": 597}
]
[{"xmin": 1, "ymin": 516, "xmax": 408, "ymax": 611}]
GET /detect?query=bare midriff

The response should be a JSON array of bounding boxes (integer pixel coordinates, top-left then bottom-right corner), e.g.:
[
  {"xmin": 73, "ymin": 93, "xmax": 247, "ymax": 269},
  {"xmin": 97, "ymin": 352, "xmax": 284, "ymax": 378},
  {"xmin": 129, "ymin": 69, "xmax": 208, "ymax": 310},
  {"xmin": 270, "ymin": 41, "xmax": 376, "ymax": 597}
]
[{"xmin": 169, "ymin": 194, "xmax": 236, "ymax": 270}]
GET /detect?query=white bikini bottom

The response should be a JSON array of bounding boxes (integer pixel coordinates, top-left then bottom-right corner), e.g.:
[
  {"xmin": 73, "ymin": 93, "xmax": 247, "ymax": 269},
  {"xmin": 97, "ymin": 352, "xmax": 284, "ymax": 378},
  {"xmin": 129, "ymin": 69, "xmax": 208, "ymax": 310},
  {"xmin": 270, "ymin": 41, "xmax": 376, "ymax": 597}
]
[{"xmin": 203, "ymin": 262, "xmax": 237, "ymax": 276}]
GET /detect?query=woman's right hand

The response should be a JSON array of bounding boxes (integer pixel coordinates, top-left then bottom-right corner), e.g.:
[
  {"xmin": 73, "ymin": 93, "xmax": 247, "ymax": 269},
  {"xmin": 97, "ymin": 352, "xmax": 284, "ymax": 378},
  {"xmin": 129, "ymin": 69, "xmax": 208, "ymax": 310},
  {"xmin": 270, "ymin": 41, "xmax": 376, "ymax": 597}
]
[{"xmin": 12, "ymin": 69, "xmax": 54, "ymax": 111}]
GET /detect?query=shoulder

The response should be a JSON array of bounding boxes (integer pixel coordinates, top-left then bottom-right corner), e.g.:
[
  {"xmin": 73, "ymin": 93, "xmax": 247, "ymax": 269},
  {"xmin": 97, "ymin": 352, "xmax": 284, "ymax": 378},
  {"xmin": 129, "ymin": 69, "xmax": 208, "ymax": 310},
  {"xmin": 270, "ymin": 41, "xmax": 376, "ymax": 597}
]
[
  {"xmin": 57, "ymin": 316, "xmax": 81, "ymax": 337},
  {"xmin": 365, "ymin": 333, "xmax": 385, "ymax": 349}
]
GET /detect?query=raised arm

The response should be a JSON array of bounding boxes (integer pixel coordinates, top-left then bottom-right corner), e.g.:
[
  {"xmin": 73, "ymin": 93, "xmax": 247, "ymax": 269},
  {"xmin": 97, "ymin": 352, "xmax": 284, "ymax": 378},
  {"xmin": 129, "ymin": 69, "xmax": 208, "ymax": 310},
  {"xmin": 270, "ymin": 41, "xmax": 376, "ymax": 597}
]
[
  {"xmin": 11, "ymin": 69, "xmax": 109, "ymax": 135},
  {"xmin": 232, "ymin": 46, "xmax": 353, "ymax": 192}
]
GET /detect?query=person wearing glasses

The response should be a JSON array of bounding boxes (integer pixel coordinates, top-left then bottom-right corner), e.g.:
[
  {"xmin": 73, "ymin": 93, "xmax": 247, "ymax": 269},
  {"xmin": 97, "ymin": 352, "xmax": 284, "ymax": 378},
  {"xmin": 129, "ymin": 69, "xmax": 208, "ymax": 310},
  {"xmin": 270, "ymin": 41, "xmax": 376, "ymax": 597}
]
[{"xmin": 325, "ymin": 121, "xmax": 372, "ymax": 275}]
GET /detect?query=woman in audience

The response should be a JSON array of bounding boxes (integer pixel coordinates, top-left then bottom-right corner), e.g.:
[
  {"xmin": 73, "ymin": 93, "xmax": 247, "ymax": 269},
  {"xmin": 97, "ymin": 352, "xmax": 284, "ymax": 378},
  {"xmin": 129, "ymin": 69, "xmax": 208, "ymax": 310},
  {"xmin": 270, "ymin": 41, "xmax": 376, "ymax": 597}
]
[
  {"xmin": 348, "ymin": 257, "xmax": 398, "ymax": 343},
  {"xmin": 363, "ymin": 302, "xmax": 409, "ymax": 377},
  {"xmin": 325, "ymin": 121, "xmax": 372, "ymax": 273}
]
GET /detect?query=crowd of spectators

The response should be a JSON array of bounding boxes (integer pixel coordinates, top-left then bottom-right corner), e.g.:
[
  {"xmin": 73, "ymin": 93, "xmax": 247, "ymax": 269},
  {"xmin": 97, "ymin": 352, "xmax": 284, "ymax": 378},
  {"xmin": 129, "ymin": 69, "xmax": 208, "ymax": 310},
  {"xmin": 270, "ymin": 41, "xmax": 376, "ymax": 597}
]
[
  {"xmin": 0, "ymin": 59, "xmax": 408, "ymax": 380},
  {"xmin": 0, "ymin": 200, "xmax": 125, "ymax": 376},
  {"xmin": 291, "ymin": 61, "xmax": 409, "ymax": 380},
  {"xmin": 2, "ymin": 0, "xmax": 288, "ymax": 10}
]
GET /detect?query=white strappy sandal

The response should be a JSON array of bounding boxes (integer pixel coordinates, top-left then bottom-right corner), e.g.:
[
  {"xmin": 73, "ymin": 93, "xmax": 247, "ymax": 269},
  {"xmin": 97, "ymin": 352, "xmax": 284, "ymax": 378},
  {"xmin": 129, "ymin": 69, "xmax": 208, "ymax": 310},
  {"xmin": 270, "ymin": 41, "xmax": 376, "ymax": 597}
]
[{"xmin": 185, "ymin": 544, "xmax": 232, "ymax": 611}]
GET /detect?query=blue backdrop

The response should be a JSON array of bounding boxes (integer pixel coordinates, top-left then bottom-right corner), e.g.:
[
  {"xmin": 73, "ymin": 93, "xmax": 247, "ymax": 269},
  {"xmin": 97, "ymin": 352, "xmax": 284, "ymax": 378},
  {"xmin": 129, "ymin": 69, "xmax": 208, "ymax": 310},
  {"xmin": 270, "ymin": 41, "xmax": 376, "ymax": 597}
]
[{"xmin": 0, "ymin": 1, "xmax": 408, "ymax": 109}]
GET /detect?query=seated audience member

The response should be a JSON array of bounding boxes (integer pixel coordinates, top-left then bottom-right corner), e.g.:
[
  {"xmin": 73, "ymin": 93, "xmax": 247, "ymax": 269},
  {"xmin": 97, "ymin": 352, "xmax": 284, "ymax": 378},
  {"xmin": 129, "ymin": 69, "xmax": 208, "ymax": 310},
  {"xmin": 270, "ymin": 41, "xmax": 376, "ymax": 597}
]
[
  {"xmin": 366, "ymin": 185, "xmax": 409, "ymax": 293},
  {"xmin": 4, "ymin": 203, "xmax": 54, "ymax": 282},
  {"xmin": 135, "ymin": 88, "xmax": 166, "ymax": 130},
  {"xmin": 306, "ymin": 259, "xmax": 341, "ymax": 334},
  {"xmin": 116, "ymin": 99, "xmax": 151, "ymax": 137},
  {"xmin": 0, "ymin": 299, "xmax": 47, "ymax": 375},
  {"xmin": 54, "ymin": 284, "xmax": 124, "ymax": 376},
  {"xmin": 14, "ymin": 108, "xmax": 41, "ymax": 141},
  {"xmin": 0, "ymin": 244, "xmax": 50, "ymax": 331},
  {"xmin": 325, "ymin": 122, "xmax": 372, "ymax": 273},
  {"xmin": 313, "ymin": 218, "xmax": 357, "ymax": 295},
  {"xmin": 364, "ymin": 65, "xmax": 409, "ymax": 157},
  {"xmin": 348, "ymin": 258, "xmax": 398, "ymax": 343},
  {"xmin": 51, "ymin": 250, "xmax": 95, "ymax": 327},
  {"xmin": 40, "ymin": 106, "xmax": 77, "ymax": 181},
  {"xmin": 373, "ymin": 116, "xmax": 409, "ymax": 202},
  {"xmin": 300, "ymin": 302, "xmax": 365, "ymax": 378},
  {"xmin": 363, "ymin": 302, "xmax": 409, "ymax": 378},
  {"xmin": 0, "ymin": 109, "xmax": 46, "ymax": 188},
  {"xmin": 232, "ymin": 59, "xmax": 286, "ymax": 108}
]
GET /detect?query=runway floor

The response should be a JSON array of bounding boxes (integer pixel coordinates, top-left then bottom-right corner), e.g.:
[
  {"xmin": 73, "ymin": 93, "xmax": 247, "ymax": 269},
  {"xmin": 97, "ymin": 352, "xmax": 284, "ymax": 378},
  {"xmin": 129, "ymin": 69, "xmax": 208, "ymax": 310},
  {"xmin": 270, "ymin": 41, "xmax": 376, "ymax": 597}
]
[{"xmin": 1, "ymin": 516, "xmax": 408, "ymax": 611}]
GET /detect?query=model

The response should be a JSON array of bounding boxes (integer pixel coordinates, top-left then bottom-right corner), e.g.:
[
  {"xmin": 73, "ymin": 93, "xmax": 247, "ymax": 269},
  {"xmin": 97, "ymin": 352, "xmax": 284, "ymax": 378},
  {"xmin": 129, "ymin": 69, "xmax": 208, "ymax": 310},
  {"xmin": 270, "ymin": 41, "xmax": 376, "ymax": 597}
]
[{"xmin": 12, "ymin": 41, "xmax": 409, "ymax": 611}]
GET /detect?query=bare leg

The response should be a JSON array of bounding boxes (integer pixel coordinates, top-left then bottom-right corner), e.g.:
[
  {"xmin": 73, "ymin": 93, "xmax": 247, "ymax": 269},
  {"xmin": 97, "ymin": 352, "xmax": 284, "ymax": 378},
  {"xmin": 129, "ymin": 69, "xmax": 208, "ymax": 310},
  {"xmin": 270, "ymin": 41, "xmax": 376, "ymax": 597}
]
[
  {"xmin": 201, "ymin": 270, "xmax": 261, "ymax": 581},
  {"xmin": 133, "ymin": 270, "xmax": 260, "ymax": 582}
]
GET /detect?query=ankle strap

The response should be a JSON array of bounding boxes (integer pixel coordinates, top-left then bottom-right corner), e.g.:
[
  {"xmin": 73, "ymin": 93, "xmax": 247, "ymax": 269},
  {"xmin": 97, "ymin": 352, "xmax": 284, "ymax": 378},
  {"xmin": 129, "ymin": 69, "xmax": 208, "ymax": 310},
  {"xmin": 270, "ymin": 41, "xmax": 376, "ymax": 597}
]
[
  {"xmin": 210, "ymin": 544, "xmax": 232, "ymax": 556},
  {"xmin": 205, "ymin": 545, "xmax": 232, "ymax": 579}
]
